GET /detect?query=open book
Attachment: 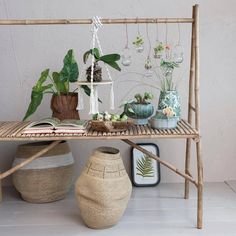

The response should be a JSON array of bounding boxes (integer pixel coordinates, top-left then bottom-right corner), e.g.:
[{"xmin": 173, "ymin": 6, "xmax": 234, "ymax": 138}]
[{"xmin": 23, "ymin": 118, "xmax": 88, "ymax": 134}]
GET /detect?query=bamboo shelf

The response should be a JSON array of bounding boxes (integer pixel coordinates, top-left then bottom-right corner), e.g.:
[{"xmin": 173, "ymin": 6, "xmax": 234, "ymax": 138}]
[
  {"xmin": 0, "ymin": 4, "xmax": 203, "ymax": 230},
  {"xmin": 0, "ymin": 119, "xmax": 199, "ymax": 141}
]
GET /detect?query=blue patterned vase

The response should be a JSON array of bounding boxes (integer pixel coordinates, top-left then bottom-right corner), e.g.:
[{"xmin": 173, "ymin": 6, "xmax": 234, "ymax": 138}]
[{"xmin": 158, "ymin": 90, "xmax": 181, "ymax": 118}]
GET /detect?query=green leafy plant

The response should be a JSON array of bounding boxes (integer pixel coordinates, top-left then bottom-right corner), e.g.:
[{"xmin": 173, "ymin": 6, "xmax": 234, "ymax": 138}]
[
  {"xmin": 23, "ymin": 49, "xmax": 95, "ymax": 121},
  {"xmin": 83, "ymin": 48, "xmax": 121, "ymax": 82},
  {"xmin": 134, "ymin": 92, "xmax": 154, "ymax": 104},
  {"xmin": 132, "ymin": 36, "xmax": 144, "ymax": 47},
  {"xmin": 154, "ymin": 42, "xmax": 164, "ymax": 54},
  {"xmin": 136, "ymin": 154, "xmax": 154, "ymax": 178},
  {"xmin": 160, "ymin": 59, "xmax": 179, "ymax": 91}
]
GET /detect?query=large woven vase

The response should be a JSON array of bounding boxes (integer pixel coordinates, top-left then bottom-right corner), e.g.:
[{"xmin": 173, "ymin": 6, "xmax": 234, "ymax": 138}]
[
  {"xmin": 50, "ymin": 93, "xmax": 80, "ymax": 120},
  {"xmin": 12, "ymin": 141, "xmax": 74, "ymax": 203},
  {"xmin": 75, "ymin": 146, "xmax": 132, "ymax": 229}
]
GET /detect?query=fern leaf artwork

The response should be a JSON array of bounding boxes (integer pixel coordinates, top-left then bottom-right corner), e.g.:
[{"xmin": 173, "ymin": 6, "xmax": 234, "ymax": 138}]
[{"xmin": 136, "ymin": 154, "xmax": 154, "ymax": 178}]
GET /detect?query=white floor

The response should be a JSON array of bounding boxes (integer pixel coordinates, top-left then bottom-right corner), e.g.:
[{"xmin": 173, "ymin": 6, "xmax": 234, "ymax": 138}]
[{"xmin": 1, "ymin": 182, "xmax": 236, "ymax": 236}]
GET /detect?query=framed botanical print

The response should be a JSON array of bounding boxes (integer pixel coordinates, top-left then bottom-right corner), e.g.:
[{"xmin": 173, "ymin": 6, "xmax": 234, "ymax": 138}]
[{"xmin": 131, "ymin": 143, "xmax": 161, "ymax": 187}]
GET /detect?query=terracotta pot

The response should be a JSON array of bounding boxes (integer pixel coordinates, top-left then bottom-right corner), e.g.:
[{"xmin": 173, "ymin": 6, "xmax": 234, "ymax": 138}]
[
  {"xmin": 12, "ymin": 141, "xmax": 74, "ymax": 203},
  {"xmin": 75, "ymin": 146, "xmax": 132, "ymax": 229},
  {"xmin": 50, "ymin": 93, "xmax": 80, "ymax": 120}
]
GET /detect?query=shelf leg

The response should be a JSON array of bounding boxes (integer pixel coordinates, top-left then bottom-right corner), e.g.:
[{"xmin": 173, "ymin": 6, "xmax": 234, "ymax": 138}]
[
  {"xmin": 196, "ymin": 140, "xmax": 203, "ymax": 229},
  {"xmin": 184, "ymin": 138, "xmax": 191, "ymax": 199},
  {"xmin": 0, "ymin": 172, "xmax": 2, "ymax": 203}
]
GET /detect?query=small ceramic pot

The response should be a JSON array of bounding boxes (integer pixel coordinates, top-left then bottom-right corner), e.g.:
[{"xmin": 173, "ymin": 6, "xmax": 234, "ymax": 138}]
[
  {"xmin": 124, "ymin": 102, "xmax": 154, "ymax": 125},
  {"xmin": 150, "ymin": 116, "xmax": 178, "ymax": 129}
]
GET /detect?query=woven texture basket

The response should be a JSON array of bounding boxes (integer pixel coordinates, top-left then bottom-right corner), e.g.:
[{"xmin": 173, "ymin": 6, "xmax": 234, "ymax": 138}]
[
  {"xmin": 12, "ymin": 141, "xmax": 74, "ymax": 203},
  {"xmin": 75, "ymin": 146, "xmax": 132, "ymax": 229}
]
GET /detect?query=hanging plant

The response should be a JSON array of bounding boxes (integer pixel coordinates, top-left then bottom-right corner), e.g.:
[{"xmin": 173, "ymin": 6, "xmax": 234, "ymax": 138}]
[
  {"xmin": 83, "ymin": 48, "xmax": 121, "ymax": 82},
  {"xmin": 133, "ymin": 35, "xmax": 144, "ymax": 53},
  {"xmin": 153, "ymin": 42, "xmax": 164, "ymax": 59}
]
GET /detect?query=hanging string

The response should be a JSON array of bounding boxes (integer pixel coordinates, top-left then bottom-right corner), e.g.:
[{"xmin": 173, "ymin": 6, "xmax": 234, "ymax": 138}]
[
  {"xmin": 165, "ymin": 21, "xmax": 168, "ymax": 45},
  {"xmin": 125, "ymin": 20, "xmax": 129, "ymax": 49},
  {"xmin": 177, "ymin": 22, "xmax": 181, "ymax": 45},
  {"xmin": 146, "ymin": 23, "xmax": 151, "ymax": 57},
  {"xmin": 137, "ymin": 17, "xmax": 140, "ymax": 36},
  {"xmin": 155, "ymin": 20, "xmax": 159, "ymax": 42},
  {"xmin": 95, "ymin": 33, "xmax": 115, "ymax": 109}
]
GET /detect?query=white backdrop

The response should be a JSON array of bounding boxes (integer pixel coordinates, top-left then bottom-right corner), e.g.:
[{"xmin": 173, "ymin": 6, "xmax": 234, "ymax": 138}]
[{"xmin": 0, "ymin": 0, "xmax": 235, "ymax": 185}]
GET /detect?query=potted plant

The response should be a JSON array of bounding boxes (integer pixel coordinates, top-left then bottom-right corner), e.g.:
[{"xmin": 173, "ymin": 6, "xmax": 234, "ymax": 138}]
[
  {"xmin": 150, "ymin": 59, "xmax": 181, "ymax": 129},
  {"xmin": 83, "ymin": 48, "xmax": 121, "ymax": 82},
  {"xmin": 123, "ymin": 92, "xmax": 154, "ymax": 125},
  {"xmin": 23, "ymin": 49, "xmax": 94, "ymax": 121}
]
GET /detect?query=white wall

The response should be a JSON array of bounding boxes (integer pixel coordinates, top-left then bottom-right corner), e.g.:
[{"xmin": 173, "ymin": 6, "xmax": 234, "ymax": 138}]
[{"xmin": 0, "ymin": 0, "xmax": 235, "ymax": 185}]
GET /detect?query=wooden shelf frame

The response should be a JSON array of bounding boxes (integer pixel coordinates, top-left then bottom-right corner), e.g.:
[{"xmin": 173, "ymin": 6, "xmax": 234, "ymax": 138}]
[{"xmin": 0, "ymin": 4, "xmax": 202, "ymax": 229}]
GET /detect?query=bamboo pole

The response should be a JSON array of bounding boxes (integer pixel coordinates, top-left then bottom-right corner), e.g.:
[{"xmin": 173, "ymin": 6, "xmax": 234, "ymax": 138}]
[
  {"xmin": 0, "ymin": 18, "xmax": 194, "ymax": 25},
  {"xmin": 184, "ymin": 5, "xmax": 196, "ymax": 199},
  {"xmin": 193, "ymin": 4, "xmax": 203, "ymax": 229},
  {"xmin": 122, "ymin": 139, "xmax": 198, "ymax": 187},
  {"xmin": 0, "ymin": 173, "xmax": 2, "ymax": 202},
  {"xmin": 0, "ymin": 140, "xmax": 61, "ymax": 180}
]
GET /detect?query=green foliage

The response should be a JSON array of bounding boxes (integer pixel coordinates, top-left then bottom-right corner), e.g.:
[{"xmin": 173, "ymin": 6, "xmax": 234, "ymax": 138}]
[
  {"xmin": 59, "ymin": 49, "xmax": 79, "ymax": 83},
  {"xmin": 132, "ymin": 36, "xmax": 144, "ymax": 46},
  {"xmin": 23, "ymin": 69, "xmax": 52, "ymax": 121},
  {"xmin": 23, "ymin": 49, "xmax": 99, "ymax": 121},
  {"xmin": 134, "ymin": 92, "xmax": 154, "ymax": 104},
  {"xmin": 136, "ymin": 155, "xmax": 154, "ymax": 178},
  {"xmin": 83, "ymin": 47, "xmax": 121, "ymax": 71},
  {"xmin": 154, "ymin": 42, "xmax": 164, "ymax": 54},
  {"xmin": 160, "ymin": 59, "xmax": 179, "ymax": 92}
]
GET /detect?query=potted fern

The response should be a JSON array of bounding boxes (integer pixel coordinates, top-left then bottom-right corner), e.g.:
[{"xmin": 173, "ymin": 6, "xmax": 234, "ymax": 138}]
[
  {"xmin": 23, "ymin": 49, "xmax": 93, "ymax": 121},
  {"xmin": 83, "ymin": 48, "xmax": 121, "ymax": 82}
]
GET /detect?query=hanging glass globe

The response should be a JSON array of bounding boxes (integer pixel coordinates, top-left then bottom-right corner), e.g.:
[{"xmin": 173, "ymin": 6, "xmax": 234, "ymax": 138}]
[
  {"xmin": 144, "ymin": 56, "xmax": 153, "ymax": 78},
  {"xmin": 173, "ymin": 44, "xmax": 184, "ymax": 64},
  {"xmin": 121, "ymin": 47, "xmax": 132, "ymax": 66},
  {"xmin": 133, "ymin": 35, "xmax": 144, "ymax": 53},
  {"xmin": 153, "ymin": 41, "xmax": 164, "ymax": 59}
]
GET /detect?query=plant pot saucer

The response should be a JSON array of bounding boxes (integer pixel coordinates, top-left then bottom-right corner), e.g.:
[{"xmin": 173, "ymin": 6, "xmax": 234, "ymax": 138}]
[{"xmin": 78, "ymin": 80, "xmax": 112, "ymax": 86}]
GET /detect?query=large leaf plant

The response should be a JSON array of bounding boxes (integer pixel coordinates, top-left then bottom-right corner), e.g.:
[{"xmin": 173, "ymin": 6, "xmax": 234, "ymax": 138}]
[
  {"xmin": 83, "ymin": 48, "xmax": 121, "ymax": 71},
  {"xmin": 23, "ymin": 49, "xmax": 92, "ymax": 121}
]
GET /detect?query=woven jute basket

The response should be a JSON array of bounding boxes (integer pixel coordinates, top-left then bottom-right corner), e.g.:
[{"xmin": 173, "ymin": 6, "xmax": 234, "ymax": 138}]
[
  {"xmin": 75, "ymin": 146, "xmax": 132, "ymax": 229},
  {"xmin": 12, "ymin": 141, "xmax": 74, "ymax": 203}
]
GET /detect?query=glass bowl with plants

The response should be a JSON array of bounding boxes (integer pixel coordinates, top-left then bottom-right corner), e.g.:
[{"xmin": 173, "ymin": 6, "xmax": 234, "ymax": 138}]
[{"xmin": 123, "ymin": 92, "xmax": 154, "ymax": 125}]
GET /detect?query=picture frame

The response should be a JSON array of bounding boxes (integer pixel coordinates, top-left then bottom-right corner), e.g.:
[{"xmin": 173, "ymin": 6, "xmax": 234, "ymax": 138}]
[{"xmin": 131, "ymin": 143, "xmax": 161, "ymax": 187}]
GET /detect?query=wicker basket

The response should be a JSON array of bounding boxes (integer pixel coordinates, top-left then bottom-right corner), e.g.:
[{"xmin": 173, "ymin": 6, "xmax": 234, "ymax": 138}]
[{"xmin": 90, "ymin": 120, "xmax": 131, "ymax": 132}]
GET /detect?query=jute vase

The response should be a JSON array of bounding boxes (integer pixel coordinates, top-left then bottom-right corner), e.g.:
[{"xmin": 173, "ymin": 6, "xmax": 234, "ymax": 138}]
[
  {"xmin": 12, "ymin": 141, "xmax": 74, "ymax": 203},
  {"xmin": 75, "ymin": 146, "xmax": 132, "ymax": 229}
]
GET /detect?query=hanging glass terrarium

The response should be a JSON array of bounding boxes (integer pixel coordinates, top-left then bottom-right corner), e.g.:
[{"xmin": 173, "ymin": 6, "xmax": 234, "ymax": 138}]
[
  {"xmin": 121, "ymin": 47, "xmax": 132, "ymax": 66},
  {"xmin": 121, "ymin": 23, "xmax": 132, "ymax": 66},
  {"xmin": 144, "ymin": 56, "xmax": 153, "ymax": 78},
  {"xmin": 154, "ymin": 41, "xmax": 164, "ymax": 59},
  {"xmin": 153, "ymin": 22, "xmax": 164, "ymax": 59},
  {"xmin": 133, "ymin": 35, "xmax": 144, "ymax": 53},
  {"xmin": 173, "ymin": 44, "xmax": 184, "ymax": 64},
  {"xmin": 173, "ymin": 23, "xmax": 184, "ymax": 64}
]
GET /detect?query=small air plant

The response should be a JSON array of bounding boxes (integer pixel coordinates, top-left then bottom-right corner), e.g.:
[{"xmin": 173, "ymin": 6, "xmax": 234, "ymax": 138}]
[
  {"xmin": 153, "ymin": 42, "xmax": 164, "ymax": 59},
  {"xmin": 133, "ymin": 35, "xmax": 144, "ymax": 53}
]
